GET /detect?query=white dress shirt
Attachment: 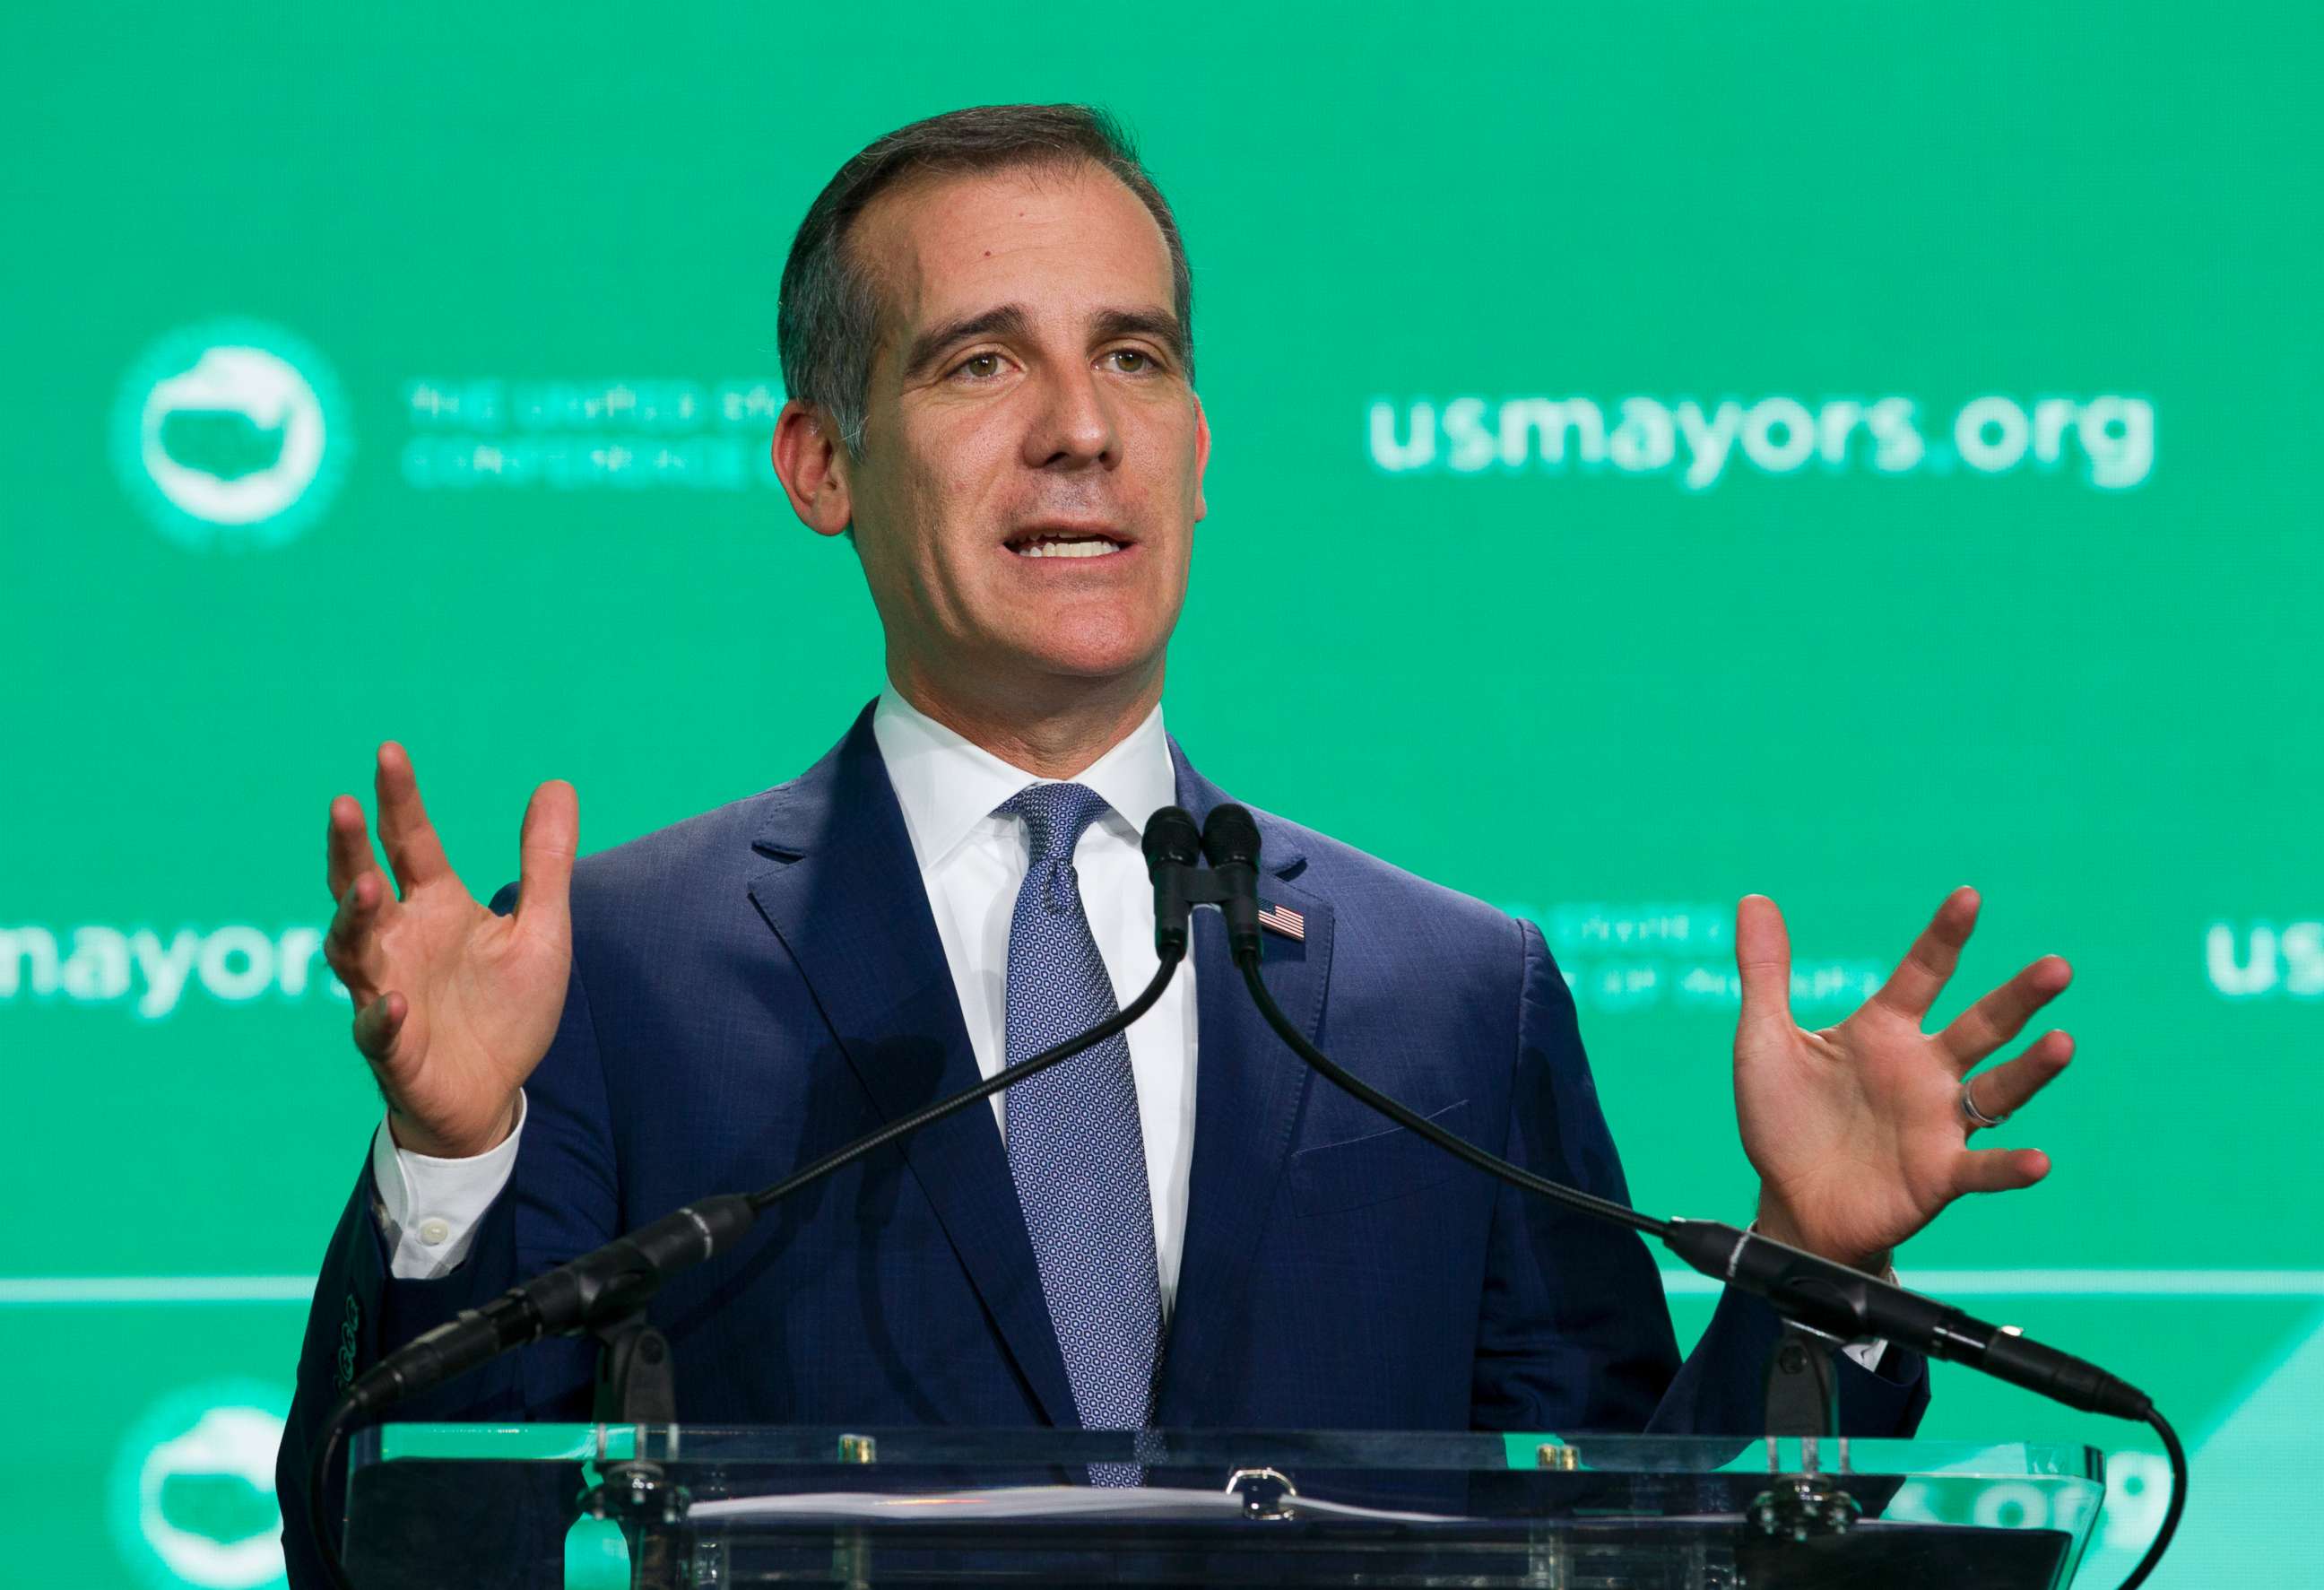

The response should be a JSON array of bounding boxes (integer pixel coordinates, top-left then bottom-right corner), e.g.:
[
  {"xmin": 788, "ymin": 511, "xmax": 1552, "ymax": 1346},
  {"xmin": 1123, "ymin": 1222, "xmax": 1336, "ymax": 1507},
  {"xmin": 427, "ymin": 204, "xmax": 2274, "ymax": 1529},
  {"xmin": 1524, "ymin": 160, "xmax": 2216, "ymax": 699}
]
[{"xmin": 373, "ymin": 682, "xmax": 1200, "ymax": 1323}]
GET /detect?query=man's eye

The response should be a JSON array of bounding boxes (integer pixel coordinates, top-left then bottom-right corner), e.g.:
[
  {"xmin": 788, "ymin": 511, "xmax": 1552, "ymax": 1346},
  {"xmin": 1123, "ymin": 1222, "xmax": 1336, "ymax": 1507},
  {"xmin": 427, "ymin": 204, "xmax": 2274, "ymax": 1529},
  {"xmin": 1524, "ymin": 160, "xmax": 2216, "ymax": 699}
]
[
  {"xmin": 1108, "ymin": 350, "xmax": 1157, "ymax": 373},
  {"xmin": 955, "ymin": 352, "xmax": 1002, "ymax": 380}
]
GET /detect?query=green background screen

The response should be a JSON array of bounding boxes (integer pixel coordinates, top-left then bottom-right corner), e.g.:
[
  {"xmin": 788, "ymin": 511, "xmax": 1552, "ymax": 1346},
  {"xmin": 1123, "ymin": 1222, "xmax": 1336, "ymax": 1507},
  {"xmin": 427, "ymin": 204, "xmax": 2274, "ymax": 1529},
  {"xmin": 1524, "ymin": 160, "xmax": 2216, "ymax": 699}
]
[{"xmin": 4, "ymin": 4, "xmax": 2317, "ymax": 1585}]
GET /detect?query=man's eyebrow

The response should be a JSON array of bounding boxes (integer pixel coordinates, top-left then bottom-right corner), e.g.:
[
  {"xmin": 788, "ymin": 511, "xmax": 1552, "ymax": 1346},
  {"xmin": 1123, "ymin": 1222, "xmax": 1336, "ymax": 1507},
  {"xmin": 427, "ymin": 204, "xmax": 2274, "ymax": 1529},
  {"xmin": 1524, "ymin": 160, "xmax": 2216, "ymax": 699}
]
[{"xmin": 900, "ymin": 304, "xmax": 1031, "ymax": 383}]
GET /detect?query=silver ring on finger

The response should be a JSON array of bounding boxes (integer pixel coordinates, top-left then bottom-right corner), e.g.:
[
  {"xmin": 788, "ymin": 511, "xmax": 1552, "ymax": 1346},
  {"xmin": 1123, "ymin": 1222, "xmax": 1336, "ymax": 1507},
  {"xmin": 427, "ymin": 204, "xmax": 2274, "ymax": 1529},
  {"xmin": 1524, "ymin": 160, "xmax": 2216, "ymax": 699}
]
[{"xmin": 1960, "ymin": 1076, "xmax": 2011, "ymax": 1132}]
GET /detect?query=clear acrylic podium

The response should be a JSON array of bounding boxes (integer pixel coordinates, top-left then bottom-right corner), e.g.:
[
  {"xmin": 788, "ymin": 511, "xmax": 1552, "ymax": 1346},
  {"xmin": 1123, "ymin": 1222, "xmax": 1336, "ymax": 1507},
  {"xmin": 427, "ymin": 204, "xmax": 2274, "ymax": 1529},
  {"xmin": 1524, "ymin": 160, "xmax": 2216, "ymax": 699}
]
[{"xmin": 341, "ymin": 1424, "xmax": 2106, "ymax": 1587}]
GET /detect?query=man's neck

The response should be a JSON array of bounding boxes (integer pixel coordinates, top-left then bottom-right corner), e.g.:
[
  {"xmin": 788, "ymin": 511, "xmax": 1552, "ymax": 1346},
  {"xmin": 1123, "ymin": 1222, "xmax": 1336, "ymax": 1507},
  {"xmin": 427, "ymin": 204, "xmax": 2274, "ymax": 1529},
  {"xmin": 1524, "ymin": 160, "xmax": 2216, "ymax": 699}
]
[{"xmin": 886, "ymin": 657, "xmax": 1164, "ymax": 779}]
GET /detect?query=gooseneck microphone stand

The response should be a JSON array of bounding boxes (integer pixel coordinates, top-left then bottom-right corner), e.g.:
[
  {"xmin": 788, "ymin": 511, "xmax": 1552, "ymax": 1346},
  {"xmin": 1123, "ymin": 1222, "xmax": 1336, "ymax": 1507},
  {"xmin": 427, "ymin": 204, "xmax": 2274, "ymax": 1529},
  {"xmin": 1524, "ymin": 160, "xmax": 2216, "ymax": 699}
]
[
  {"xmin": 1196, "ymin": 802, "xmax": 2185, "ymax": 1590},
  {"xmin": 307, "ymin": 855, "xmax": 1196, "ymax": 1590}
]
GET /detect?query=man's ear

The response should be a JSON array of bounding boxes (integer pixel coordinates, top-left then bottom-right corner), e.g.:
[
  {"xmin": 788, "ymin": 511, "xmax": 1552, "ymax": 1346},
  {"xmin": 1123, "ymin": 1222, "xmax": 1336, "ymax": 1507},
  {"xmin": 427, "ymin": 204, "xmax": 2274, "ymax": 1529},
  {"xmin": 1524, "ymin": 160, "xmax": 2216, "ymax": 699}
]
[
  {"xmin": 771, "ymin": 399, "xmax": 855, "ymax": 538},
  {"xmin": 1192, "ymin": 392, "xmax": 1211, "ymax": 523}
]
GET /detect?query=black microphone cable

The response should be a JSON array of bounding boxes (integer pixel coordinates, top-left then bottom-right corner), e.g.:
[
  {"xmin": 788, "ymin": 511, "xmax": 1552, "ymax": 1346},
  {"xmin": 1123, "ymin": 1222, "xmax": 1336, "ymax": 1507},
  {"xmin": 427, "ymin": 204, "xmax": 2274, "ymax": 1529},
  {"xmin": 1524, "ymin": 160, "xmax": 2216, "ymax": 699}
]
[{"xmin": 1207, "ymin": 804, "xmax": 2183, "ymax": 1590}]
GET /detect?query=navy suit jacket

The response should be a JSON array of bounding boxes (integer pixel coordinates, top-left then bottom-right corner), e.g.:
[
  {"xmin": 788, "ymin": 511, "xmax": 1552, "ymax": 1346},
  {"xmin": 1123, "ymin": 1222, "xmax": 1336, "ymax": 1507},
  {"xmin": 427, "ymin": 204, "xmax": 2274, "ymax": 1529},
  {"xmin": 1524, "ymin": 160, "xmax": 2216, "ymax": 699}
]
[{"xmin": 279, "ymin": 704, "xmax": 1926, "ymax": 1583}]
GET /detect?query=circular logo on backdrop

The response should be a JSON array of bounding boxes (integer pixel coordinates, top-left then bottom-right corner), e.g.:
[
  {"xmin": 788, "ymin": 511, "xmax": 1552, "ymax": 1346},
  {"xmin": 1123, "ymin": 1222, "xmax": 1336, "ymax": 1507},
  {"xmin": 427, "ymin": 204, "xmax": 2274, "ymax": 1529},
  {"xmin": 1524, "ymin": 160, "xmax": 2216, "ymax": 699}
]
[
  {"xmin": 107, "ymin": 1379, "xmax": 290, "ymax": 1588},
  {"xmin": 110, "ymin": 319, "xmax": 350, "ymax": 552}
]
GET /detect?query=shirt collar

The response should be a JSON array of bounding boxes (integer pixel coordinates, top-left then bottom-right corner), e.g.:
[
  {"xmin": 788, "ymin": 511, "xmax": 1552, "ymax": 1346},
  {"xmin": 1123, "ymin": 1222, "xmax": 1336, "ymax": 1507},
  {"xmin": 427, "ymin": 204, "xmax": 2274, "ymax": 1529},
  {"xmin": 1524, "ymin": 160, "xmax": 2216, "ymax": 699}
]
[{"xmin": 871, "ymin": 679, "xmax": 1175, "ymax": 873}]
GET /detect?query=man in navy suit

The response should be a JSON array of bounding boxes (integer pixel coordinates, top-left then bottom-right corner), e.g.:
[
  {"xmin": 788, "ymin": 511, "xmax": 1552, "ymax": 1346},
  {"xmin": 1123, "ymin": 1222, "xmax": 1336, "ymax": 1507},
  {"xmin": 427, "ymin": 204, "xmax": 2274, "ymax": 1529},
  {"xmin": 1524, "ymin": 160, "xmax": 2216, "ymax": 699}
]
[{"xmin": 278, "ymin": 104, "xmax": 2078, "ymax": 1584}]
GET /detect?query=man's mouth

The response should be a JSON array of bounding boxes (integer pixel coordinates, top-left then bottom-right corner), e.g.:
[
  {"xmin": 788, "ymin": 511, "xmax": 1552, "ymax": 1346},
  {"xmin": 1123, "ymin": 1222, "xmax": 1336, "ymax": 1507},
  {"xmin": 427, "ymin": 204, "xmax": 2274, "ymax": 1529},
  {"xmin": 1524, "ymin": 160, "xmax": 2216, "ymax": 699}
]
[{"xmin": 1005, "ymin": 529, "xmax": 1131, "ymax": 560}]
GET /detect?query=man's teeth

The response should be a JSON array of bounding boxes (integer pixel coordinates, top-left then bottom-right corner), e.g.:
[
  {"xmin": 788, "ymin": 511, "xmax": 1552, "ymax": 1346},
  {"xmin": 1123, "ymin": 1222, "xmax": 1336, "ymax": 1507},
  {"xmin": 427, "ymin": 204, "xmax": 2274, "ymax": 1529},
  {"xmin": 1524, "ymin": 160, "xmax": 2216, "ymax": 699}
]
[{"xmin": 1013, "ymin": 536, "xmax": 1121, "ymax": 559}]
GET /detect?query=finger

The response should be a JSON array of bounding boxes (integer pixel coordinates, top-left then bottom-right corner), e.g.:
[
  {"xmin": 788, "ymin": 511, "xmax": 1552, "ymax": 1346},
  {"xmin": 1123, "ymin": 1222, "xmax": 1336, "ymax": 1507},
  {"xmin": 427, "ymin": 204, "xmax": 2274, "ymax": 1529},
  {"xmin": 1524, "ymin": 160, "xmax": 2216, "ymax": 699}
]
[
  {"xmin": 1734, "ymin": 894, "xmax": 1793, "ymax": 1041},
  {"xmin": 325, "ymin": 794, "xmax": 378, "ymax": 902},
  {"xmin": 351, "ymin": 989, "xmax": 408, "ymax": 1068},
  {"xmin": 1869, "ymin": 886, "xmax": 1979, "ymax": 1023},
  {"xmin": 516, "ymin": 779, "xmax": 578, "ymax": 934},
  {"xmin": 1955, "ymin": 1145, "xmax": 2051, "ymax": 1195},
  {"xmin": 323, "ymin": 872, "xmax": 389, "ymax": 1003},
  {"xmin": 374, "ymin": 741, "xmax": 457, "ymax": 896},
  {"xmin": 1964, "ymin": 1030, "xmax": 2074, "ymax": 1116},
  {"xmin": 1938, "ymin": 955, "xmax": 2073, "ymax": 1070}
]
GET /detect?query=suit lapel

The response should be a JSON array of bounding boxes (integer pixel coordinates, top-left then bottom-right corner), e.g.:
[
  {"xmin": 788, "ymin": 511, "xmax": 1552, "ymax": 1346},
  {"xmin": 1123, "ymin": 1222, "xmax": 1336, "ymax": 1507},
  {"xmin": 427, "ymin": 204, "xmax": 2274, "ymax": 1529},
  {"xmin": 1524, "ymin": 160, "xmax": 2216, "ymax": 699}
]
[
  {"xmin": 1155, "ymin": 740, "xmax": 1335, "ymax": 1417},
  {"xmin": 743, "ymin": 703, "xmax": 1078, "ymax": 1427}
]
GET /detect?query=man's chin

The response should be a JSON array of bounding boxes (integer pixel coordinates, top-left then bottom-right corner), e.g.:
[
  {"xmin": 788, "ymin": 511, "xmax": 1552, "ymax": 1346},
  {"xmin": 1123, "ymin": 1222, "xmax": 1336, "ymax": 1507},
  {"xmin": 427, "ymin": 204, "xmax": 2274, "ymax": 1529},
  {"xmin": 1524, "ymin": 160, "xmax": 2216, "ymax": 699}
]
[
  {"xmin": 1019, "ymin": 647, "xmax": 1167, "ymax": 687},
  {"xmin": 984, "ymin": 630, "xmax": 1170, "ymax": 693}
]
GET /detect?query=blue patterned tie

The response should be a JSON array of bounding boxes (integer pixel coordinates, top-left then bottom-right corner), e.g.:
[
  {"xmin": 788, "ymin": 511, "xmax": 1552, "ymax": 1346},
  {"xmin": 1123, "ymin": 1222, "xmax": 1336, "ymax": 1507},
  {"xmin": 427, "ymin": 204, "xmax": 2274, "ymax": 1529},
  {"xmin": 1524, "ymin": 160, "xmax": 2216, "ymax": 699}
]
[{"xmin": 997, "ymin": 780, "xmax": 1161, "ymax": 1486}]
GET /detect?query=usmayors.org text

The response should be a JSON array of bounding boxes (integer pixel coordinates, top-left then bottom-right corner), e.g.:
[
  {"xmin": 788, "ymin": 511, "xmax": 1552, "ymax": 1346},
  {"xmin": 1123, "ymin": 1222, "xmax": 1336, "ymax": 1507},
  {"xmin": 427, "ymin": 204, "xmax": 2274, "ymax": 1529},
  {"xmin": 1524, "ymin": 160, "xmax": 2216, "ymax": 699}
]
[{"xmin": 1369, "ymin": 393, "xmax": 2153, "ymax": 491}]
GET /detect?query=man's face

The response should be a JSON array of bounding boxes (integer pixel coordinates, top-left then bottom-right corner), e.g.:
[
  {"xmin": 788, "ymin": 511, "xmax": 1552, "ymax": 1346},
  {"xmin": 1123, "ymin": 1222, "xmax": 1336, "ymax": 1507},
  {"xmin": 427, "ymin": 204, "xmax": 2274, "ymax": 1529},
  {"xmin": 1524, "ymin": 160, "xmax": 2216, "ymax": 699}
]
[{"xmin": 786, "ymin": 161, "xmax": 1209, "ymax": 704}]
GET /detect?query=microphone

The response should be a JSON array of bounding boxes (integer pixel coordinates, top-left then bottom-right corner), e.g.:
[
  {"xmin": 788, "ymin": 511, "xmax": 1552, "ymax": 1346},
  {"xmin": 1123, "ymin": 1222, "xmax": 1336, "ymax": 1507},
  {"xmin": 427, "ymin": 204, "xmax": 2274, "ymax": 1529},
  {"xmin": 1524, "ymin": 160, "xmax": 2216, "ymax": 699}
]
[
  {"xmin": 1658, "ymin": 1218, "xmax": 2150, "ymax": 1420},
  {"xmin": 341, "ymin": 806, "xmax": 1201, "ymax": 1416},
  {"xmin": 1216, "ymin": 822, "xmax": 2184, "ymax": 1588},
  {"xmin": 1200, "ymin": 803, "xmax": 1264, "ymax": 960},
  {"xmin": 338, "ymin": 1195, "xmax": 758, "ymax": 1416},
  {"xmin": 1142, "ymin": 804, "xmax": 1202, "ymax": 959},
  {"xmin": 310, "ymin": 808, "xmax": 1201, "ymax": 1590}
]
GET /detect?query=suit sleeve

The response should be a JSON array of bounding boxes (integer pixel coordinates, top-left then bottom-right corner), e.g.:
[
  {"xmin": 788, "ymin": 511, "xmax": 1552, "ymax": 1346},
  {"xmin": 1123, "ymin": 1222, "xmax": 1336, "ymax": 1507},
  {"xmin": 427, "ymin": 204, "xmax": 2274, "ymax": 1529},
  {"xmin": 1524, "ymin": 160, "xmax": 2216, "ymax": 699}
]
[
  {"xmin": 1469, "ymin": 916, "xmax": 1929, "ymax": 1438},
  {"xmin": 275, "ymin": 881, "xmax": 622, "ymax": 1589}
]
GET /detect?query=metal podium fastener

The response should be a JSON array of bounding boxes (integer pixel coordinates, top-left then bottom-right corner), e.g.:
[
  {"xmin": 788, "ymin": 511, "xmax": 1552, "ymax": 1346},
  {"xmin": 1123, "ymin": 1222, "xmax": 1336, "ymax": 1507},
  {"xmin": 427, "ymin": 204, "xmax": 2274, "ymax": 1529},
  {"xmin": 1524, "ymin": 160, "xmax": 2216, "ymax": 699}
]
[
  {"xmin": 1225, "ymin": 1466, "xmax": 1298, "ymax": 1519},
  {"xmin": 1748, "ymin": 1473, "xmax": 1863, "ymax": 1540},
  {"xmin": 585, "ymin": 1459, "xmax": 689, "ymax": 1525},
  {"xmin": 837, "ymin": 1433, "xmax": 877, "ymax": 1464},
  {"xmin": 1535, "ymin": 1443, "xmax": 1580, "ymax": 1471}
]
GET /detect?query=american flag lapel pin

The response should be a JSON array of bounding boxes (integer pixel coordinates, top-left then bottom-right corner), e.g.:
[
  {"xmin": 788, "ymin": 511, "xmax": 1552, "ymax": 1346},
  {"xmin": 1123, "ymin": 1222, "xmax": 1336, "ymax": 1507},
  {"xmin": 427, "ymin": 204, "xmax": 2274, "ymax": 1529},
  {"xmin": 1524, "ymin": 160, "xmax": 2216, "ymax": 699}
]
[{"xmin": 1257, "ymin": 899, "xmax": 1306, "ymax": 942}]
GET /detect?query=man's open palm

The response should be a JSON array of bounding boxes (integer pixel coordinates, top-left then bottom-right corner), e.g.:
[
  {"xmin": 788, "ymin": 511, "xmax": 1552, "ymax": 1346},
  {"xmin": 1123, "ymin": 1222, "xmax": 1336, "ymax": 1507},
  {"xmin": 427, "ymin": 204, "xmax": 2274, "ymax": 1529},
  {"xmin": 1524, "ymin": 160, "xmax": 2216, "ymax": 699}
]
[
  {"xmin": 1732, "ymin": 888, "xmax": 2074, "ymax": 1270},
  {"xmin": 323, "ymin": 742, "xmax": 577, "ymax": 1158}
]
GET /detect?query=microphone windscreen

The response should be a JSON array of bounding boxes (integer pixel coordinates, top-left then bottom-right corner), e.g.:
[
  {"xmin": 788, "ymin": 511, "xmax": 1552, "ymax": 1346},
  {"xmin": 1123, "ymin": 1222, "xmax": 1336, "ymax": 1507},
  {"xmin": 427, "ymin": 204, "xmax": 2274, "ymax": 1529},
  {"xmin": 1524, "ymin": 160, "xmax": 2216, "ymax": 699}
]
[
  {"xmin": 1201, "ymin": 804, "xmax": 1262, "ymax": 869},
  {"xmin": 1141, "ymin": 805, "xmax": 1202, "ymax": 872}
]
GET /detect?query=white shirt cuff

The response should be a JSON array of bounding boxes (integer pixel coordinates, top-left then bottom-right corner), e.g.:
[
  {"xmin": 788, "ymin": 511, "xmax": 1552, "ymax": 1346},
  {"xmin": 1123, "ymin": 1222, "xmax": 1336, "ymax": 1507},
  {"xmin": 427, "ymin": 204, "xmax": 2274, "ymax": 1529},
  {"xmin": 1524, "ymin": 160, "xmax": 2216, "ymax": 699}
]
[{"xmin": 369, "ymin": 1091, "xmax": 526, "ymax": 1280}]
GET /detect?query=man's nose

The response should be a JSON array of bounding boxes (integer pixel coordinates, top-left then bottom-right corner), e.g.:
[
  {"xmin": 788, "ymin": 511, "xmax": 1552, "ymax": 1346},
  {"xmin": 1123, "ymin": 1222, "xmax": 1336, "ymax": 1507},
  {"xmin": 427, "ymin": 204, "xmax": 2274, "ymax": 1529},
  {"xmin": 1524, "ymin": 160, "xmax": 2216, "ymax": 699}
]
[{"xmin": 1022, "ymin": 361, "xmax": 1120, "ymax": 470}]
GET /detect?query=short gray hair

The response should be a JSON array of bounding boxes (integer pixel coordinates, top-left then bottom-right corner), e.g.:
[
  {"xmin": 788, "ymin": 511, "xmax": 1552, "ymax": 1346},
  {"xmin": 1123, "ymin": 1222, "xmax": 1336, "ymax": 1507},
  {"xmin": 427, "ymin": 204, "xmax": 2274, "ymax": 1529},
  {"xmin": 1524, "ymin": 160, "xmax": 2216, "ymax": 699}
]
[{"xmin": 777, "ymin": 104, "xmax": 1196, "ymax": 460}]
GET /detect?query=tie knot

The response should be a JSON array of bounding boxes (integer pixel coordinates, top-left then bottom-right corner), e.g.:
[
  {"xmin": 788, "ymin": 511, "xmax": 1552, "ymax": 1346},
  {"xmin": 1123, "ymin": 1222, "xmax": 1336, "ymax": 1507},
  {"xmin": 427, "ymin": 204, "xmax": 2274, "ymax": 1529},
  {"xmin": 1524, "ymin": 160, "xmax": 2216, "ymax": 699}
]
[{"xmin": 1000, "ymin": 780, "xmax": 1111, "ymax": 865}]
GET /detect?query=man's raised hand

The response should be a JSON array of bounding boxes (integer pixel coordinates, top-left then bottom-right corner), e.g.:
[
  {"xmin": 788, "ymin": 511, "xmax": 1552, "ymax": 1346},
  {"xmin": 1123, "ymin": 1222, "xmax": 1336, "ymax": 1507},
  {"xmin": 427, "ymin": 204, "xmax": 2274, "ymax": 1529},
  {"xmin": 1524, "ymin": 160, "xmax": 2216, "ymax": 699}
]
[
  {"xmin": 1730, "ymin": 888, "xmax": 2076, "ymax": 1273},
  {"xmin": 323, "ymin": 742, "xmax": 577, "ymax": 1159}
]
